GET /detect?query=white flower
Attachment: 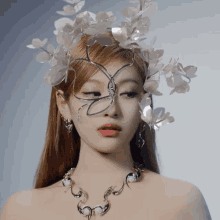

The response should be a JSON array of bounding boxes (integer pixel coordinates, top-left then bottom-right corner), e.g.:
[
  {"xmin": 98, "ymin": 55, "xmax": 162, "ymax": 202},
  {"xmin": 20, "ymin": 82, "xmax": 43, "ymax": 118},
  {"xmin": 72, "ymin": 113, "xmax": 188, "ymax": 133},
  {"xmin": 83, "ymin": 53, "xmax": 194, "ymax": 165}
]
[
  {"xmin": 170, "ymin": 81, "xmax": 190, "ymax": 95},
  {"xmin": 137, "ymin": 1, "xmax": 158, "ymax": 19},
  {"xmin": 56, "ymin": 31, "xmax": 72, "ymax": 49},
  {"xmin": 139, "ymin": 93, "xmax": 152, "ymax": 109},
  {"xmin": 138, "ymin": 93, "xmax": 174, "ymax": 129},
  {"xmin": 63, "ymin": 0, "xmax": 81, "ymax": 4},
  {"xmin": 140, "ymin": 105, "xmax": 174, "ymax": 130},
  {"xmin": 56, "ymin": 1, "xmax": 85, "ymax": 16},
  {"xmin": 177, "ymin": 63, "xmax": 197, "ymax": 78},
  {"xmin": 143, "ymin": 49, "xmax": 164, "ymax": 63},
  {"xmin": 75, "ymin": 10, "xmax": 96, "ymax": 23},
  {"xmin": 162, "ymin": 58, "xmax": 179, "ymax": 76},
  {"xmin": 83, "ymin": 11, "xmax": 116, "ymax": 36},
  {"xmin": 143, "ymin": 79, "xmax": 162, "ymax": 96},
  {"xmin": 26, "ymin": 38, "xmax": 47, "ymax": 49},
  {"xmin": 111, "ymin": 27, "xmax": 128, "ymax": 42},
  {"xmin": 142, "ymin": 61, "xmax": 164, "ymax": 95},
  {"xmin": 121, "ymin": 6, "xmax": 139, "ymax": 20},
  {"xmin": 163, "ymin": 59, "xmax": 196, "ymax": 93},
  {"xmin": 54, "ymin": 17, "xmax": 75, "ymax": 35},
  {"xmin": 44, "ymin": 64, "xmax": 68, "ymax": 86},
  {"xmin": 36, "ymin": 51, "xmax": 52, "ymax": 63},
  {"xmin": 166, "ymin": 72, "xmax": 183, "ymax": 88}
]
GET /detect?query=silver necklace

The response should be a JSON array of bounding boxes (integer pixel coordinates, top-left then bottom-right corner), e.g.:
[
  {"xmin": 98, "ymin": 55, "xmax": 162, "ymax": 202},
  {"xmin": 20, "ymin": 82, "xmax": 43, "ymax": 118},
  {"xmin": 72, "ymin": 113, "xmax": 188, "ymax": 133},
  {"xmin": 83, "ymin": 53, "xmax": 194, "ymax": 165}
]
[{"xmin": 62, "ymin": 165, "xmax": 146, "ymax": 220}]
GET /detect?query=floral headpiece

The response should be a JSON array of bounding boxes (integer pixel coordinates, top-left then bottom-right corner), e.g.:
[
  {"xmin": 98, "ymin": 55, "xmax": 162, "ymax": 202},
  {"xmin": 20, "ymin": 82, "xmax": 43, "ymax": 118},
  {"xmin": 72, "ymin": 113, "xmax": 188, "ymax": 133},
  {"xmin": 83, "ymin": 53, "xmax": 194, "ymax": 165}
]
[{"xmin": 26, "ymin": 0, "xmax": 197, "ymax": 131}]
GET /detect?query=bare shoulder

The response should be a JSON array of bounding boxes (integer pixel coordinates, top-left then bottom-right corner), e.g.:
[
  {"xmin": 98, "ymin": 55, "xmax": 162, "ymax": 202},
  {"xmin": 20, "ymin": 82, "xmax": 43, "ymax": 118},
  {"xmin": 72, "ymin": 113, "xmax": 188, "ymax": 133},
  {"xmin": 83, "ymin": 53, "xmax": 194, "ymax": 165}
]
[
  {"xmin": 141, "ymin": 171, "xmax": 196, "ymax": 208},
  {"xmin": 143, "ymin": 171, "xmax": 212, "ymax": 220},
  {"xmin": 0, "ymin": 190, "xmax": 34, "ymax": 220},
  {"xmin": 143, "ymin": 170, "xmax": 195, "ymax": 194}
]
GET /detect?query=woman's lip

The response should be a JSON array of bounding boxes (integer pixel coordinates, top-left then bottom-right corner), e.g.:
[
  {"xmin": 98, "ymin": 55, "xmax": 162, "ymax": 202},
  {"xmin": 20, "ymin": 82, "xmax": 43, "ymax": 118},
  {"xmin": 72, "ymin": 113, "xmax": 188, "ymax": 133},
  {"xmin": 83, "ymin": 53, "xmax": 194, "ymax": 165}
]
[{"xmin": 98, "ymin": 130, "xmax": 120, "ymax": 137}]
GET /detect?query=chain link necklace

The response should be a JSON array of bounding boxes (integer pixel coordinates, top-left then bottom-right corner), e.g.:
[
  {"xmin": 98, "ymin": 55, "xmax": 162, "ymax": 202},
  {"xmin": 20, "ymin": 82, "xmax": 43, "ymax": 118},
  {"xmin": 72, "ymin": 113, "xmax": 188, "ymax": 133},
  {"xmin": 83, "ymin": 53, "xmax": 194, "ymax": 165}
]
[{"xmin": 62, "ymin": 165, "xmax": 146, "ymax": 220}]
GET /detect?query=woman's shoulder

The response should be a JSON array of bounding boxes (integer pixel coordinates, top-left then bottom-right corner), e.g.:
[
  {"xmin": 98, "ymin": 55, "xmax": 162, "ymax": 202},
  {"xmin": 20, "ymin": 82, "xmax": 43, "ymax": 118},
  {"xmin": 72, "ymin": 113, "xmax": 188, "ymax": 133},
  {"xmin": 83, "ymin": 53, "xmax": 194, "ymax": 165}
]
[
  {"xmin": 143, "ymin": 170, "xmax": 195, "ymax": 197},
  {"xmin": 141, "ymin": 170, "xmax": 196, "ymax": 208},
  {"xmin": 0, "ymin": 189, "xmax": 35, "ymax": 220}
]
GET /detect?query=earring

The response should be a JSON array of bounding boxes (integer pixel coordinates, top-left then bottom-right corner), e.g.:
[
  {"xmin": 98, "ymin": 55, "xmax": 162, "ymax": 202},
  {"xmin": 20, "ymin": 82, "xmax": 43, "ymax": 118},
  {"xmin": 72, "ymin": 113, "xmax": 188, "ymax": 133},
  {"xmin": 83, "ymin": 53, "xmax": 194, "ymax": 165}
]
[
  {"xmin": 138, "ymin": 122, "xmax": 147, "ymax": 148},
  {"xmin": 61, "ymin": 115, "xmax": 73, "ymax": 133}
]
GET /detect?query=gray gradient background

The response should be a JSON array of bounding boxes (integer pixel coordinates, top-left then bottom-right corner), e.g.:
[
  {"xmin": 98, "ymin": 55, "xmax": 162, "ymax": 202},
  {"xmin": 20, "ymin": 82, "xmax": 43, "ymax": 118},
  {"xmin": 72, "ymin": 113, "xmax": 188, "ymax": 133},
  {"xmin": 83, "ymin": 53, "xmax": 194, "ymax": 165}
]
[{"xmin": 0, "ymin": 0, "xmax": 219, "ymax": 218}]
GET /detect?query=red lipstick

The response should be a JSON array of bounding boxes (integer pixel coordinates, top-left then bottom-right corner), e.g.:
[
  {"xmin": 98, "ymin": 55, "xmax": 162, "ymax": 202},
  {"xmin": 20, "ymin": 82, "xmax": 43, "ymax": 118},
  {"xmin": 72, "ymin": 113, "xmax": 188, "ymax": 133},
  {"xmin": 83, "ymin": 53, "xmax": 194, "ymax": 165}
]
[{"xmin": 97, "ymin": 123, "xmax": 122, "ymax": 137}]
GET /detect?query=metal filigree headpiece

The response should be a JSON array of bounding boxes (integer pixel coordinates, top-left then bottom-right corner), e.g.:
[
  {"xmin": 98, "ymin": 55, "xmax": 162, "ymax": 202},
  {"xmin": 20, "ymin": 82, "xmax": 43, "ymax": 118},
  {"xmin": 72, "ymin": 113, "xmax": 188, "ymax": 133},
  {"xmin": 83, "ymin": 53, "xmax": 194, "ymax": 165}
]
[{"xmin": 26, "ymin": 0, "xmax": 198, "ymax": 131}]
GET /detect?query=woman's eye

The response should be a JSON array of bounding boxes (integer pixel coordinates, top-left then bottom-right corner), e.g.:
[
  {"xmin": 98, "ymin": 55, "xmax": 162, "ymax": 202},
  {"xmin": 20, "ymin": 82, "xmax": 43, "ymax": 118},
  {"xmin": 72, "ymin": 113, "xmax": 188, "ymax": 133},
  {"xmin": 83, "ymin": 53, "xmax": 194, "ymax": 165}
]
[
  {"xmin": 83, "ymin": 92, "xmax": 101, "ymax": 97},
  {"xmin": 121, "ymin": 92, "xmax": 138, "ymax": 98},
  {"xmin": 83, "ymin": 91, "xmax": 138, "ymax": 98}
]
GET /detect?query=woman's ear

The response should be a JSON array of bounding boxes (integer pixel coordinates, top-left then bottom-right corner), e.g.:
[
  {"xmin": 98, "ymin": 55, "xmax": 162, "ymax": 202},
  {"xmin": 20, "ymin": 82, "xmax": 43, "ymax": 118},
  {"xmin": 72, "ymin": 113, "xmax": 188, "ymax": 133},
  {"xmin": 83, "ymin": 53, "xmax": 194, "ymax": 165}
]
[{"xmin": 55, "ymin": 90, "xmax": 72, "ymax": 119}]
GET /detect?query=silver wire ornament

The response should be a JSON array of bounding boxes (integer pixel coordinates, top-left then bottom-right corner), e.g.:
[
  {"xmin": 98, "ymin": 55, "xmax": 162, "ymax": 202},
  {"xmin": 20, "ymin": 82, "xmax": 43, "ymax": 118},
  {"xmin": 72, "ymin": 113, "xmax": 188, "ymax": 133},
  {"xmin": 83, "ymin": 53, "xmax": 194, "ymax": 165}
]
[
  {"xmin": 62, "ymin": 115, "xmax": 73, "ymax": 133},
  {"xmin": 138, "ymin": 123, "xmax": 147, "ymax": 148}
]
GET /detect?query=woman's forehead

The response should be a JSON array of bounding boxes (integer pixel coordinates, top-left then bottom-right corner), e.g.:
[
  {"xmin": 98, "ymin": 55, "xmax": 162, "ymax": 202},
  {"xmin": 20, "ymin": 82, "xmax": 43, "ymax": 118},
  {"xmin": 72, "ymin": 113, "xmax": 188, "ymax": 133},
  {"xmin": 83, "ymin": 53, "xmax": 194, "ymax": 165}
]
[{"xmin": 87, "ymin": 60, "xmax": 141, "ymax": 83}]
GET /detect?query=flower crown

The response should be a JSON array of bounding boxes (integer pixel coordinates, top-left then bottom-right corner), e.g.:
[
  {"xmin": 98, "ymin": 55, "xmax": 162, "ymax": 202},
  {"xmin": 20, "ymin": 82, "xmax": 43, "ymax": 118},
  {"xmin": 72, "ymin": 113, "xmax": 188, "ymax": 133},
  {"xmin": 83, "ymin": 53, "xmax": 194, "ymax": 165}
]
[{"xmin": 26, "ymin": 0, "xmax": 197, "ymax": 131}]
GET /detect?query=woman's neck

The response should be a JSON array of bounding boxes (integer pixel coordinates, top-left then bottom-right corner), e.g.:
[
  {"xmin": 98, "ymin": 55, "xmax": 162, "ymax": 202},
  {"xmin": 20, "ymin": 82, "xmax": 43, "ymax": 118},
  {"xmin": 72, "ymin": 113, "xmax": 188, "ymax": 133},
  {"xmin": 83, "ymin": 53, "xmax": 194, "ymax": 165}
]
[{"xmin": 70, "ymin": 138, "xmax": 135, "ymax": 200}]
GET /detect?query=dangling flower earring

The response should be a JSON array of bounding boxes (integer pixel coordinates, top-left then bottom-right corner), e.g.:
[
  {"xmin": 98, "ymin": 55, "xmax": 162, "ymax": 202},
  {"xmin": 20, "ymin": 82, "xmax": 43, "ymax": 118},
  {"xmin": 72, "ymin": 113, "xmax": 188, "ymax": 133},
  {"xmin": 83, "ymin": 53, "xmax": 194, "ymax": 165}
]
[
  {"xmin": 138, "ymin": 122, "xmax": 147, "ymax": 148},
  {"xmin": 61, "ymin": 115, "xmax": 73, "ymax": 133}
]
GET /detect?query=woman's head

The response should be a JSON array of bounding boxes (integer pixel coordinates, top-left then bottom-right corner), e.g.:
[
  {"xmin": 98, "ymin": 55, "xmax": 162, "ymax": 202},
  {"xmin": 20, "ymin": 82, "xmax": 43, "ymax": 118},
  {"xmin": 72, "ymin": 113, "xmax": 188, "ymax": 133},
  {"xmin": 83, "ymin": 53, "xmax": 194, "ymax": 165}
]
[
  {"xmin": 33, "ymin": 31, "xmax": 160, "ymax": 188},
  {"xmin": 55, "ymin": 31, "xmax": 148, "ymax": 154}
]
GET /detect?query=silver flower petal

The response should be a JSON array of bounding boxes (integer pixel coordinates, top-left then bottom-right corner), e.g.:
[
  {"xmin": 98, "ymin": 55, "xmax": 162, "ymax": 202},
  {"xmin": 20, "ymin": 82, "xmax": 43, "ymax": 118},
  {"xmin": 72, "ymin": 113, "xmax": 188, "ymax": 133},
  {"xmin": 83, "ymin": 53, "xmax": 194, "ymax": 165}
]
[
  {"xmin": 182, "ymin": 65, "xmax": 197, "ymax": 78},
  {"xmin": 49, "ymin": 57, "xmax": 58, "ymax": 67},
  {"xmin": 137, "ymin": 1, "xmax": 158, "ymax": 18},
  {"xmin": 140, "ymin": 105, "xmax": 153, "ymax": 124},
  {"xmin": 36, "ymin": 51, "xmax": 52, "ymax": 63},
  {"xmin": 46, "ymin": 65, "xmax": 67, "ymax": 86},
  {"xmin": 26, "ymin": 44, "xmax": 36, "ymax": 49},
  {"xmin": 121, "ymin": 6, "xmax": 138, "ymax": 19},
  {"xmin": 76, "ymin": 11, "xmax": 96, "ymax": 23},
  {"xmin": 57, "ymin": 2, "xmax": 85, "ymax": 16},
  {"xmin": 56, "ymin": 31, "xmax": 72, "ymax": 49},
  {"xmin": 112, "ymin": 27, "xmax": 128, "ymax": 42},
  {"xmin": 96, "ymin": 11, "xmax": 110, "ymax": 21},
  {"xmin": 47, "ymin": 44, "xmax": 55, "ymax": 54},
  {"xmin": 149, "ymin": 49, "xmax": 164, "ymax": 60},
  {"xmin": 170, "ymin": 81, "xmax": 190, "ymax": 95},
  {"xmin": 27, "ymin": 38, "xmax": 48, "ymax": 49},
  {"xmin": 63, "ymin": 0, "xmax": 82, "ymax": 4},
  {"xmin": 74, "ymin": 1, "xmax": 85, "ymax": 12},
  {"xmin": 139, "ymin": 93, "xmax": 151, "ymax": 111},
  {"xmin": 152, "ymin": 108, "xmax": 174, "ymax": 129},
  {"xmin": 54, "ymin": 17, "xmax": 75, "ymax": 32},
  {"xmin": 56, "ymin": 11, "xmax": 69, "ymax": 16}
]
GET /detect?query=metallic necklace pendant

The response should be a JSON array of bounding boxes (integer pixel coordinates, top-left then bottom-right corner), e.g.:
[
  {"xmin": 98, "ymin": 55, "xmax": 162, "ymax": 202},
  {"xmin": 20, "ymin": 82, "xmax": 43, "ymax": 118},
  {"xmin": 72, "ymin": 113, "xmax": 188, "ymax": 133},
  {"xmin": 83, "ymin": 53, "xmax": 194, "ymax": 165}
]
[{"xmin": 62, "ymin": 167, "xmax": 144, "ymax": 219}]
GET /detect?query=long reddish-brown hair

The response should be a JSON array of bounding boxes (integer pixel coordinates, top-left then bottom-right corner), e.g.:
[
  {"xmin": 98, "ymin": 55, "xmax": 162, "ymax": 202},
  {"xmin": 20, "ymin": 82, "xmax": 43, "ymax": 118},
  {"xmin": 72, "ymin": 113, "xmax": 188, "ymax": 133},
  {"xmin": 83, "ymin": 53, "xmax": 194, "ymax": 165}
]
[{"xmin": 33, "ymin": 32, "xmax": 161, "ymax": 189}]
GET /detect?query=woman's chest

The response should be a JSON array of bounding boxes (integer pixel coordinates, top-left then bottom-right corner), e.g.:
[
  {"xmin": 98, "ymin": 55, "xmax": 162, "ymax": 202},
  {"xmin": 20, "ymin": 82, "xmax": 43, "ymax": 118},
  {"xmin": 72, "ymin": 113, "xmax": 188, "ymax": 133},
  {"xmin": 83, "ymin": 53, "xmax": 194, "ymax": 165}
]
[
  {"xmin": 29, "ymin": 180, "xmax": 182, "ymax": 220},
  {"xmin": 32, "ymin": 196, "xmax": 167, "ymax": 220}
]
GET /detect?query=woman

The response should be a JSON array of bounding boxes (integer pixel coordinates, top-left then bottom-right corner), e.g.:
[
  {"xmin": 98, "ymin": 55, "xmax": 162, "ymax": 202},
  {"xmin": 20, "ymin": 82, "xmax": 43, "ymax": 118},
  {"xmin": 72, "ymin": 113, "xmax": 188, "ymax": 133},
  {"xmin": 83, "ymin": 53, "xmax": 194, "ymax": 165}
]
[
  {"xmin": 33, "ymin": 32, "xmax": 164, "ymax": 219},
  {"xmin": 0, "ymin": 32, "xmax": 212, "ymax": 220},
  {"xmin": 0, "ymin": 0, "xmax": 212, "ymax": 219}
]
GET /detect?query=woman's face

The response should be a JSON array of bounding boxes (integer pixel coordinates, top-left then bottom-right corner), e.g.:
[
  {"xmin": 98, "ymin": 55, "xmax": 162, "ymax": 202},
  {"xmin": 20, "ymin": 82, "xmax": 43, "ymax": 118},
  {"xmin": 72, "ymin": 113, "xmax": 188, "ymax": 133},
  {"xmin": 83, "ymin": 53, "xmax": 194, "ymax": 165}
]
[{"xmin": 64, "ymin": 60, "xmax": 144, "ymax": 153}]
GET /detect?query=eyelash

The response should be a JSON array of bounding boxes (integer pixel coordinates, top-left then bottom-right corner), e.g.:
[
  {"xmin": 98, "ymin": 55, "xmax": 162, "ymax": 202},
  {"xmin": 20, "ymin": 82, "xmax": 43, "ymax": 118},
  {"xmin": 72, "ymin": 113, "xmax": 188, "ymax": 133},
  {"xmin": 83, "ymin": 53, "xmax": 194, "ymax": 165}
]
[{"xmin": 83, "ymin": 91, "xmax": 138, "ymax": 98}]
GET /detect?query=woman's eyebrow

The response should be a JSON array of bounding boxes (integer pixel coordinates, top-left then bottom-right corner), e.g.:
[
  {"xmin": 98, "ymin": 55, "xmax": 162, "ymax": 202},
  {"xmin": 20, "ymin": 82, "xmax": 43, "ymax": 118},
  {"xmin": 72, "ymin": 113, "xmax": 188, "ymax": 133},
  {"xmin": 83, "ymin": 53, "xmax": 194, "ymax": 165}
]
[{"xmin": 86, "ymin": 79, "xmax": 139, "ymax": 86}]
